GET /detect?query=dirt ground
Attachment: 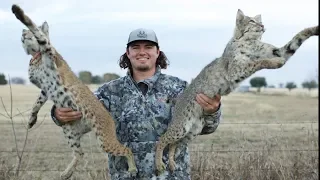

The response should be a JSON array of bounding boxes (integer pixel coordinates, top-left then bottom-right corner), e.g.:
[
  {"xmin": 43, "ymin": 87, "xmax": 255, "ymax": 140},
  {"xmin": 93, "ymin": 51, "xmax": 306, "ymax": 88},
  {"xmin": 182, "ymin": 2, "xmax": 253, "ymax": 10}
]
[{"xmin": 0, "ymin": 85, "xmax": 318, "ymax": 180}]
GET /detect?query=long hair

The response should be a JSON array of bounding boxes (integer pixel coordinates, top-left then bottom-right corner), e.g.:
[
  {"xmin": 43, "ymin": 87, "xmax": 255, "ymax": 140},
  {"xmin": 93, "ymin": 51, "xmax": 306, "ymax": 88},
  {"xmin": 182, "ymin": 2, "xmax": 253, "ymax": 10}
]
[{"xmin": 119, "ymin": 44, "xmax": 169, "ymax": 70}]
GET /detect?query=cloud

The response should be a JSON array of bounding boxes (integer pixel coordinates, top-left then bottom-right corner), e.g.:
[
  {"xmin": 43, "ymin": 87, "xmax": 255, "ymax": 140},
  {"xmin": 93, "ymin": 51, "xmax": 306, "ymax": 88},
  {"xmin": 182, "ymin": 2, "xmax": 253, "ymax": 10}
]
[
  {"xmin": 0, "ymin": 0, "xmax": 318, "ymax": 86},
  {"xmin": 2, "ymin": 0, "xmax": 317, "ymax": 28}
]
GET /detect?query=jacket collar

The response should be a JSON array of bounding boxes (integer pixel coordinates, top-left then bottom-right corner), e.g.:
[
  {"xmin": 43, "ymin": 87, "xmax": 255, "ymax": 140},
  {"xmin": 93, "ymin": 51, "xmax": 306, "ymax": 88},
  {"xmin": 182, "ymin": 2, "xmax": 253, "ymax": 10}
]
[{"xmin": 125, "ymin": 66, "xmax": 162, "ymax": 92}]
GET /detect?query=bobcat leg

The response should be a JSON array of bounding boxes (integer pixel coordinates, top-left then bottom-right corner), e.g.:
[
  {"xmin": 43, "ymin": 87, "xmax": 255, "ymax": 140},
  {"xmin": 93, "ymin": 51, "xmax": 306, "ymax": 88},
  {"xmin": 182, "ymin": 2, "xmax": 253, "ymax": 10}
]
[
  {"xmin": 61, "ymin": 127, "xmax": 84, "ymax": 180},
  {"xmin": 168, "ymin": 143, "xmax": 177, "ymax": 172},
  {"xmin": 168, "ymin": 120, "xmax": 203, "ymax": 172},
  {"xmin": 100, "ymin": 140, "xmax": 137, "ymax": 176},
  {"xmin": 96, "ymin": 124, "xmax": 137, "ymax": 176},
  {"xmin": 255, "ymin": 57, "xmax": 286, "ymax": 70},
  {"xmin": 155, "ymin": 121, "xmax": 193, "ymax": 176},
  {"xmin": 28, "ymin": 90, "xmax": 47, "ymax": 129},
  {"xmin": 92, "ymin": 114, "xmax": 137, "ymax": 176},
  {"xmin": 280, "ymin": 26, "xmax": 318, "ymax": 60}
]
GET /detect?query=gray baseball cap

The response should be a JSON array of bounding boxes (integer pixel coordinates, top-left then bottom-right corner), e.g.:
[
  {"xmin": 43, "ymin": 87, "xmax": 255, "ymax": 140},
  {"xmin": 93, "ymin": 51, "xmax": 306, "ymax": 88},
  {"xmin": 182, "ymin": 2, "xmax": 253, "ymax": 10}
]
[{"xmin": 127, "ymin": 28, "xmax": 159, "ymax": 45}]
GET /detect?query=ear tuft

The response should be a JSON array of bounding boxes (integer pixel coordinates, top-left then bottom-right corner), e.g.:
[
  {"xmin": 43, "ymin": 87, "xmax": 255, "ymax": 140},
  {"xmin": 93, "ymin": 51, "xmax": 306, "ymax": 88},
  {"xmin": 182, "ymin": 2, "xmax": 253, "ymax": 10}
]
[
  {"xmin": 254, "ymin": 14, "xmax": 262, "ymax": 22},
  {"xmin": 41, "ymin": 21, "xmax": 49, "ymax": 36},
  {"xmin": 236, "ymin": 9, "xmax": 244, "ymax": 21}
]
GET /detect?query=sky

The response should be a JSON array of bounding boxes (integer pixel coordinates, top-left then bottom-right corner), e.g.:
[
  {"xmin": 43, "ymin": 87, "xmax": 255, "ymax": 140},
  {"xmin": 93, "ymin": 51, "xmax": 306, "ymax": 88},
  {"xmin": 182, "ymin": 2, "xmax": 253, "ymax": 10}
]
[{"xmin": 0, "ymin": 0, "xmax": 318, "ymax": 87}]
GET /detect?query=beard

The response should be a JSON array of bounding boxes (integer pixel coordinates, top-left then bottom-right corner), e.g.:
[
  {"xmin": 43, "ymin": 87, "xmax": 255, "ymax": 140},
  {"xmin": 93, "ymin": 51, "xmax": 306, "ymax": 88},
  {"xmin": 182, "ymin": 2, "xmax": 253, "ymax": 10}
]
[{"xmin": 135, "ymin": 65, "xmax": 151, "ymax": 72}]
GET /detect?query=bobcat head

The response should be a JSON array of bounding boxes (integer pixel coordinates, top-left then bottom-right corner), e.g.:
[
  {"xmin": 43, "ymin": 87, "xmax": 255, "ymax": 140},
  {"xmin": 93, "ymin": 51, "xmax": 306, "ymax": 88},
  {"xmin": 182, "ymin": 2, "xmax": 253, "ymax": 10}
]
[
  {"xmin": 21, "ymin": 21, "xmax": 49, "ymax": 56},
  {"xmin": 233, "ymin": 9, "xmax": 265, "ymax": 40}
]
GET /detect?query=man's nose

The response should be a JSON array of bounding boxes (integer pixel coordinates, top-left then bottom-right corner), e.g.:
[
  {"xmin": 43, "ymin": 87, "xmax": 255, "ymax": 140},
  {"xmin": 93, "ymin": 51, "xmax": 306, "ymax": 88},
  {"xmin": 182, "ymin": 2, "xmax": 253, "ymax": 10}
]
[{"xmin": 138, "ymin": 48, "xmax": 147, "ymax": 54}]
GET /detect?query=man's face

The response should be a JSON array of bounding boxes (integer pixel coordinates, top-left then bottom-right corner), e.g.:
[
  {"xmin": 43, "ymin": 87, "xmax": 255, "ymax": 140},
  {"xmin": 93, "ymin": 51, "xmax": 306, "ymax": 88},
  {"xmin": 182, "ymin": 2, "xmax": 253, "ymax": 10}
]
[{"xmin": 126, "ymin": 41, "xmax": 160, "ymax": 72}]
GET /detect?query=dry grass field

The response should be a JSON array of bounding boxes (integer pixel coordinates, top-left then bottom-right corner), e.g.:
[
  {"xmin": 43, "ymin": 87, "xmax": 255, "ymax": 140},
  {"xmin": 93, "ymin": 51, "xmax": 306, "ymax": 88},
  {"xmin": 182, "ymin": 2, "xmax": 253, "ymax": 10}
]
[{"xmin": 0, "ymin": 84, "xmax": 318, "ymax": 180}]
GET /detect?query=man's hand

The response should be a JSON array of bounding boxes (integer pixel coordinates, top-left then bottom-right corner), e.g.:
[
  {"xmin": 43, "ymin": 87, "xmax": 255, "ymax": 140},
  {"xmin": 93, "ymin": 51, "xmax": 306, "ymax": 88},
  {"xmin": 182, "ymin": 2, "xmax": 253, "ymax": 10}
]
[
  {"xmin": 196, "ymin": 93, "xmax": 221, "ymax": 114},
  {"xmin": 55, "ymin": 107, "xmax": 82, "ymax": 123}
]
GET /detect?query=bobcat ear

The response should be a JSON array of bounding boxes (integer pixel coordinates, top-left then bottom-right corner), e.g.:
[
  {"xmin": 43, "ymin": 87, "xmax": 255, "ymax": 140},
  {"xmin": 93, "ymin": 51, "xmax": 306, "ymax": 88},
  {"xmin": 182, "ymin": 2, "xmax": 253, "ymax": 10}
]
[
  {"xmin": 55, "ymin": 59, "xmax": 63, "ymax": 68},
  {"xmin": 41, "ymin": 21, "xmax": 49, "ymax": 36},
  {"xmin": 236, "ymin": 9, "xmax": 244, "ymax": 21},
  {"xmin": 254, "ymin": 14, "xmax": 262, "ymax": 22}
]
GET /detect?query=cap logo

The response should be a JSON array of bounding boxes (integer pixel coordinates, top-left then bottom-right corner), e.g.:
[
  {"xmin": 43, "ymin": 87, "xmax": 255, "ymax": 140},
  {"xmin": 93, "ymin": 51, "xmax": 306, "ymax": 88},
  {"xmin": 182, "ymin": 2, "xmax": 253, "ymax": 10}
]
[{"xmin": 137, "ymin": 31, "xmax": 147, "ymax": 38}]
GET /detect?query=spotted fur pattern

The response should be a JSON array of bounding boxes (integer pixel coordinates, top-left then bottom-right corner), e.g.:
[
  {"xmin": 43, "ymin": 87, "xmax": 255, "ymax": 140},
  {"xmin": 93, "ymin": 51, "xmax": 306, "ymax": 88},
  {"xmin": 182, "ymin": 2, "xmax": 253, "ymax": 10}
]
[
  {"xmin": 11, "ymin": 4, "xmax": 137, "ymax": 179},
  {"xmin": 155, "ymin": 9, "xmax": 318, "ymax": 175}
]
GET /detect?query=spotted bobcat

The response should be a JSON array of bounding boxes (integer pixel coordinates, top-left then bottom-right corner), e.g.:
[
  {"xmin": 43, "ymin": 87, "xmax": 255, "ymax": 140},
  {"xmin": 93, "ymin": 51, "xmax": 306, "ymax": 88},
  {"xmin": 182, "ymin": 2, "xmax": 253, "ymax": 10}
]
[
  {"xmin": 11, "ymin": 4, "xmax": 137, "ymax": 179},
  {"xmin": 155, "ymin": 9, "xmax": 318, "ymax": 175}
]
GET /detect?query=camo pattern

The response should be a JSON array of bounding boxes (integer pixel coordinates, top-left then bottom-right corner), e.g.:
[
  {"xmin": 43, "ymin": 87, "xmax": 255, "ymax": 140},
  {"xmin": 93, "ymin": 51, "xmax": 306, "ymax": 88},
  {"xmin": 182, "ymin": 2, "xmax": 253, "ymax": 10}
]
[{"xmin": 52, "ymin": 67, "xmax": 221, "ymax": 179}]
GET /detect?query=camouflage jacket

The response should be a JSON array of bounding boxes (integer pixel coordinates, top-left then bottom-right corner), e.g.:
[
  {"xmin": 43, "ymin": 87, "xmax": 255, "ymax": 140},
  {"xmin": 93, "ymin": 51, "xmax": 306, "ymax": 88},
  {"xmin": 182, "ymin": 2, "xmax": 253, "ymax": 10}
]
[{"xmin": 52, "ymin": 67, "xmax": 222, "ymax": 180}]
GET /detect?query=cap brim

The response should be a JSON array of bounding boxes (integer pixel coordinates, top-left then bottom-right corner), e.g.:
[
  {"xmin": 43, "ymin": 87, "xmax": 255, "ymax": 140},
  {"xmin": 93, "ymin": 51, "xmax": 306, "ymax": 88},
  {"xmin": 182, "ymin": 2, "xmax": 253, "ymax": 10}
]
[{"xmin": 127, "ymin": 40, "xmax": 158, "ymax": 46}]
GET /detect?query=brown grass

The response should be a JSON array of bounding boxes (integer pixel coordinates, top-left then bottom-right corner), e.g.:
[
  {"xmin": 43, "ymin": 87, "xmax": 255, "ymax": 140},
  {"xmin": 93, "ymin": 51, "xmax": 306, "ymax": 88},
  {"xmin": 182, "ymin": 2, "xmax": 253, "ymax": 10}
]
[{"xmin": 0, "ymin": 85, "xmax": 318, "ymax": 180}]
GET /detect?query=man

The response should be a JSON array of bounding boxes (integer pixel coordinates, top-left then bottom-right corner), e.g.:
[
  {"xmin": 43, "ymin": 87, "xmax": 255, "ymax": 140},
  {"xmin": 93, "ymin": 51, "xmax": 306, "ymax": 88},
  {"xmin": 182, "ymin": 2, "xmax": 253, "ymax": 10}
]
[{"xmin": 51, "ymin": 28, "xmax": 222, "ymax": 179}]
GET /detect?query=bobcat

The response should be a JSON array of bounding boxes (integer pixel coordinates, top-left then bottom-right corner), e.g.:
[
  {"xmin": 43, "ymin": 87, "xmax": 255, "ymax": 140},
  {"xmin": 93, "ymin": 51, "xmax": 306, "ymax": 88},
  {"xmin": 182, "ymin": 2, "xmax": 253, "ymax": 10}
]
[
  {"xmin": 155, "ymin": 9, "xmax": 318, "ymax": 175},
  {"xmin": 11, "ymin": 4, "xmax": 137, "ymax": 179}
]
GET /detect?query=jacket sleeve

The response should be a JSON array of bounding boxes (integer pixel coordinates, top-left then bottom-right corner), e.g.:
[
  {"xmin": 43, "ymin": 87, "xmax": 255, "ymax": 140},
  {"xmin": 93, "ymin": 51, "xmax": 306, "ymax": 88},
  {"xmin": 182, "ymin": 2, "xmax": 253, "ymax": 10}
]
[
  {"xmin": 50, "ymin": 84, "xmax": 112, "ymax": 126},
  {"xmin": 199, "ymin": 103, "xmax": 221, "ymax": 135},
  {"xmin": 174, "ymin": 80, "xmax": 222, "ymax": 135}
]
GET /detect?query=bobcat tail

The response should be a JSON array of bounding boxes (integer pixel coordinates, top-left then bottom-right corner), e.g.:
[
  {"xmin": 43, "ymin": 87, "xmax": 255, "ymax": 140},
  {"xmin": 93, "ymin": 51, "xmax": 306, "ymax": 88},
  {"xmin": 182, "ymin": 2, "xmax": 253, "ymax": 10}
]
[
  {"xmin": 11, "ymin": 4, "xmax": 49, "ymax": 46},
  {"xmin": 279, "ymin": 26, "xmax": 318, "ymax": 60},
  {"xmin": 12, "ymin": 4, "xmax": 35, "ymax": 29}
]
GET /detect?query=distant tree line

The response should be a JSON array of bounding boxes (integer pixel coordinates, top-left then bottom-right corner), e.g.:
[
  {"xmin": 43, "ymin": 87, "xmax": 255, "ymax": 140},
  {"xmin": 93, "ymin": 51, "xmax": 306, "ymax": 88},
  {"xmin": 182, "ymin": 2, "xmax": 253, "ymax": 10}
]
[
  {"xmin": 0, "ymin": 74, "xmax": 26, "ymax": 85},
  {"xmin": 249, "ymin": 76, "xmax": 318, "ymax": 92},
  {"xmin": 0, "ymin": 74, "xmax": 7, "ymax": 85},
  {"xmin": 0, "ymin": 72, "xmax": 318, "ymax": 92},
  {"xmin": 0, "ymin": 71, "xmax": 121, "ymax": 85},
  {"xmin": 78, "ymin": 71, "xmax": 121, "ymax": 84}
]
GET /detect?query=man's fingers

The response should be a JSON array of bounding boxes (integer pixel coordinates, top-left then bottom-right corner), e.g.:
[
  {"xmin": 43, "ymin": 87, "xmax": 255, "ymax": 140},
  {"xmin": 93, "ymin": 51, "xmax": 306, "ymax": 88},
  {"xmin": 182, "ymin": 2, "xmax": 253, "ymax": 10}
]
[
  {"xmin": 59, "ymin": 116, "xmax": 82, "ymax": 122},
  {"xmin": 197, "ymin": 94, "xmax": 209, "ymax": 102},
  {"xmin": 198, "ymin": 93, "xmax": 221, "ymax": 105},
  {"xmin": 58, "ymin": 107, "xmax": 74, "ymax": 112},
  {"xmin": 60, "ymin": 113, "xmax": 82, "ymax": 122},
  {"xmin": 57, "ymin": 109, "xmax": 81, "ymax": 116},
  {"xmin": 196, "ymin": 95, "xmax": 209, "ymax": 107},
  {"xmin": 56, "ymin": 110, "xmax": 82, "ymax": 121},
  {"xmin": 214, "ymin": 95, "xmax": 221, "ymax": 101},
  {"xmin": 197, "ymin": 94, "xmax": 212, "ymax": 106},
  {"xmin": 69, "ymin": 111, "xmax": 82, "ymax": 116}
]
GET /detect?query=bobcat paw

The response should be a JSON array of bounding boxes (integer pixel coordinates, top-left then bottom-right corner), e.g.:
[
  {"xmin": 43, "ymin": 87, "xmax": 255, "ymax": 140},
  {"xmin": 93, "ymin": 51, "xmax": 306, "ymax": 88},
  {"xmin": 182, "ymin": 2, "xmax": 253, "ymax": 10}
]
[
  {"xmin": 315, "ymin": 26, "xmax": 319, "ymax": 35},
  {"xmin": 169, "ymin": 160, "xmax": 176, "ymax": 172},
  {"xmin": 155, "ymin": 161, "xmax": 166, "ymax": 176},
  {"xmin": 60, "ymin": 169, "xmax": 73, "ymax": 180},
  {"xmin": 28, "ymin": 115, "xmax": 37, "ymax": 129},
  {"xmin": 128, "ymin": 167, "xmax": 137, "ymax": 177},
  {"xmin": 275, "ymin": 61, "xmax": 285, "ymax": 68}
]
